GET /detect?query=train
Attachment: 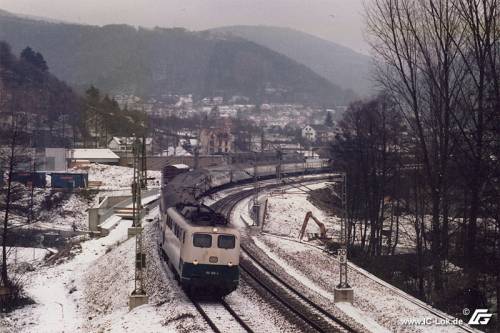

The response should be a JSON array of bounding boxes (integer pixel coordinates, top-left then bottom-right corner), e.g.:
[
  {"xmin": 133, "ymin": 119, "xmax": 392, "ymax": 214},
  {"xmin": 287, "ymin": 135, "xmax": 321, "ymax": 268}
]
[
  {"xmin": 159, "ymin": 158, "xmax": 330, "ymax": 296},
  {"xmin": 159, "ymin": 202, "xmax": 240, "ymax": 296}
]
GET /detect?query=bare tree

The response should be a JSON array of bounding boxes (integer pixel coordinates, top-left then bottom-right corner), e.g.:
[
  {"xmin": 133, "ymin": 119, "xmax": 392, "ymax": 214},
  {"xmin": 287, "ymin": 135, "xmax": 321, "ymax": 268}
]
[
  {"xmin": 0, "ymin": 111, "xmax": 30, "ymax": 294},
  {"xmin": 366, "ymin": 0, "xmax": 468, "ymax": 291}
]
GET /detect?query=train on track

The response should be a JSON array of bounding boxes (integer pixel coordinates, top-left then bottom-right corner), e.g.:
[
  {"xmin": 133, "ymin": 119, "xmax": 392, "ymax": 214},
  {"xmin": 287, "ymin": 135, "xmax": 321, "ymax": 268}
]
[
  {"xmin": 159, "ymin": 203, "xmax": 240, "ymax": 296},
  {"xmin": 159, "ymin": 159, "xmax": 330, "ymax": 296}
]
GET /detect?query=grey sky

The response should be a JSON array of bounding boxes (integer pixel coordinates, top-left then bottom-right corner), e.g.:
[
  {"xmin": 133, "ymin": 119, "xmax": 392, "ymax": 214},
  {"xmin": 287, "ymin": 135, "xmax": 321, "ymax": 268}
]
[{"xmin": 0, "ymin": 0, "xmax": 368, "ymax": 54}]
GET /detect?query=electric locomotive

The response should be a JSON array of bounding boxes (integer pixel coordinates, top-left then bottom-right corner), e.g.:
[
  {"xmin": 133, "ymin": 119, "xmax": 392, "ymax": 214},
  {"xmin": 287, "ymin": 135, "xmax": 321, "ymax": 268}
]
[{"xmin": 159, "ymin": 203, "xmax": 240, "ymax": 296}]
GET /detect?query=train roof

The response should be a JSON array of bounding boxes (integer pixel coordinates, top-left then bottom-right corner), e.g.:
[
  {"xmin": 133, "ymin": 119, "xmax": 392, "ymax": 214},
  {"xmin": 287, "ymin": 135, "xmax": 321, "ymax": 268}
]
[
  {"xmin": 173, "ymin": 203, "xmax": 228, "ymax": 226},
  {"xmin": 164, "ymin": 163, "xmax": 190, "ymax": 170},
  {"xmin": 162, "ymin": 168, "xmax": 211, "ymax": 208}
]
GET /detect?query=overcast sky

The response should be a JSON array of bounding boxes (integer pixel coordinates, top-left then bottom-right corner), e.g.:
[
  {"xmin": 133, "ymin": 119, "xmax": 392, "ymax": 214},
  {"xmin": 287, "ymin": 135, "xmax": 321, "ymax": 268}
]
[{"xmin": 0, "ymin": 0, "xmax": 368, "ymax": 54}]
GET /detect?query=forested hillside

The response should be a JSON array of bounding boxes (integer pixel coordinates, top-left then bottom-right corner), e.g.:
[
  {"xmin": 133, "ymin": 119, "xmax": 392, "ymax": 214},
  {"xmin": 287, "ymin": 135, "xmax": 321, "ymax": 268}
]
[
  {"xmin": 212, "ymin": 25, "xmax": 374, "ymax": 97},
  {"xmin": 0, "ymin": 11, "xmax": 354, "ymax": 105},
  {"xmin": 0, "ymin": 41, "xmax": 80, "ymax": 143},
  {"xmin": 0, "ymin": 41, "xmax": 146, "ymax": 147}
]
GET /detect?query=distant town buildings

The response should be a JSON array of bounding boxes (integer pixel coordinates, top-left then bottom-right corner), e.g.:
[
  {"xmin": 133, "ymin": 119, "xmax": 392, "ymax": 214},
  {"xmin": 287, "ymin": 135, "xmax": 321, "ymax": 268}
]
[
  {"xmin": 108, "ymin": 136, "xmax": 153, "ymax": 156},
  {"xmin": 199, "ymin": 121, "xmax": 234, "ymax": 155},
  {"xmin": 302, "ymin": 124, "xmax": 336, "ymax": 143}
]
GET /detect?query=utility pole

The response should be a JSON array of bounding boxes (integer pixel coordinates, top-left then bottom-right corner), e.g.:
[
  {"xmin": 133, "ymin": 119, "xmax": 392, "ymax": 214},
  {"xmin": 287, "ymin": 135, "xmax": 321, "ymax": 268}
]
[
  {"xmin": 141, "ymin": 136, "xmax": 147, "ymax": 190},
  {"xmin": 338, "ymin": 173, "xmax": 348, "ymax": 288},
  {"xmin": 252, "ymin": 152, "xmax": 260, "ymax": 225},
  {"xmin": 332, "ymin": 172, "xmax": 353, "ymax": 303},
  {"xmin": 129, "ymin": 136, "xmax": 148, "ymax": 310},
  {"xmin": 260, "ymin": 127, "xmax": 264, "ymax": 154},
  {"xmin": 276, "ymin": 147, "xmax": 282, "ymax": 182}
]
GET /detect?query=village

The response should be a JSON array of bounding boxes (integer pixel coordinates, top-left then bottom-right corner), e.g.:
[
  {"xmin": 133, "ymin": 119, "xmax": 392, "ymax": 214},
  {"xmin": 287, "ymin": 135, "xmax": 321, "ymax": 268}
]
[{"xmin": 0, "ymin": 93, "xmax": 341, "ymax": 187}]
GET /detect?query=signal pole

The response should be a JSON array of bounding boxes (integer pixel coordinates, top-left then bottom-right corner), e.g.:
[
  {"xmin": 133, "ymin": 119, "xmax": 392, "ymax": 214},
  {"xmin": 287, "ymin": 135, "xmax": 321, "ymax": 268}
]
[
  {"xmin": 276, "ymin": 147, "xmax": 282, "ymax": 182},
  {"xmin": 141, "ymin": 136, "xmax": 147, "ymax": 190},
  {"xmin": 129, "ymin": 137, "xmax": 148, "ymax": 310},
  {"xmin": 252, "ymin": 152, "xmax": 261, "ymax": 225},
  {"xmin": 338, "ymin": 173, "xmax": 349, "ymax": 288},
  {"xmin": 333, "ymin": 172, "xmax": 353, "ymax": 303}
]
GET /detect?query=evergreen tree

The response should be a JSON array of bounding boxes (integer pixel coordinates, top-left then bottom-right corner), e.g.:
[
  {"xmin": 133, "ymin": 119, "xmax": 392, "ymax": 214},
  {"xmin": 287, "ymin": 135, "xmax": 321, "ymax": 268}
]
[
  {"xmin": 0, "ymin": 42, "xmax": 14, "ymax": 68},
  {"xmin": 34, "ymin": 52, "xmax": 48, "ymax": 71},
  {"xmin": 20, "ymin": 46, "xmax": 35, "ymax": 63},
  {"xmin": 20, "ymin": 47, "xmax": 48, "ymax": 71},
  {"xmin": 325, "ymin": 111, "xmax": 333, "ymax": 127}
]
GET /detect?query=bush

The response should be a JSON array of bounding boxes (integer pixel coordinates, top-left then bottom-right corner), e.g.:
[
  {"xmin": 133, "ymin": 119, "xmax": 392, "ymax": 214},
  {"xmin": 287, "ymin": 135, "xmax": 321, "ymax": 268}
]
[{"xmin": 0, "ymin": 275, "xmax": 34, "ymax": 313}]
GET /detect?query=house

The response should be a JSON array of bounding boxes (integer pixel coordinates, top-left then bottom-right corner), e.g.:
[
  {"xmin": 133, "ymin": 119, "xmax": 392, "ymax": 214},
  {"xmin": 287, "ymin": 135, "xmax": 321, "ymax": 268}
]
[
  {"xmin": 162, "ymin": 146, "xmax": 192, "ymax": 157},
  {"xmin": 69, "ymin": 149, "xmax": 119, "ymax": 165},
  {"xmin": 199, "ymin": 126, "xmax": 234, "ymax": 155},
  {"xmin": 302, "ymin": 124, "xmax": 335, "ymax": 143},
  {"xmin": 108, "ymin": 137, "xmax": 153, "ymax": 156},
  {"xmin": 302, "ymin": 125, "xmax": 317, "ymax": 141}
]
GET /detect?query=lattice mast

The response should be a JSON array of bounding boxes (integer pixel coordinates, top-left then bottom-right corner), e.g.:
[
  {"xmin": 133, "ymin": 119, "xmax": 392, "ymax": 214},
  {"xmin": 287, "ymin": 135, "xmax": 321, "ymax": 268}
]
[
  {"xmin": 338, "ymin": 173, "xmax": 350, "ymax": 288},
  {"xmin": 252, "ymin": 152, "xmax": 261, "ymax": 225},
  {"xmin": 132, "ymin": 137, "xmax": 146, "ymax": 295}
]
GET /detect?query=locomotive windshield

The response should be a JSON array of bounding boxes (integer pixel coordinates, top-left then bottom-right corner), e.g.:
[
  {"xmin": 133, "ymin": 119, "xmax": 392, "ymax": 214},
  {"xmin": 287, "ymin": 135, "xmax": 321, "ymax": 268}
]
[
  {"xmin": 218, "ymin": 235, "xmax": 235, "ymax": 249},
  {"xmin": 193, "ymin": 233, "xmax": 212, "ymax": 248}
]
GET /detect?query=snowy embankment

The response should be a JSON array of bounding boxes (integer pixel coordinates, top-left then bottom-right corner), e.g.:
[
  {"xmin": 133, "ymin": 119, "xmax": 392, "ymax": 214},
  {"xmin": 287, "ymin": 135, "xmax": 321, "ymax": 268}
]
[
  {"xmin": 262, "ymin": 183, "xmax": 341, "ymax": 238},
  {"xmin": 85, "ymin": 163, "xmax": 161, "ymax": 192},
  {"xmin": 1, "ymin": 208, "xmax": 206, "ymax": 333},
  {"xmin": 80, "ymin": 207, "xmax": 208, "ymax": 333},
  {"xmin": 232, "ymin": 182, "xmax": 471, "ymax": 333},
  {"xmin": 0, "ymin": 164, "xmax": 166, "ymax": 332}
]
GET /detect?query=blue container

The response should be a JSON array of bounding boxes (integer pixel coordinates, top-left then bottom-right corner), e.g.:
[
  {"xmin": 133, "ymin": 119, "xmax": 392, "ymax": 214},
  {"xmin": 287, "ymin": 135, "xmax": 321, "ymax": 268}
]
[
  {"xmin": 11, "ymin": 171, "xmax": 46, "ymax": 188},
  {"xmin": 51, "ymin": 173, "xmax": 88, "ymax": 189}
]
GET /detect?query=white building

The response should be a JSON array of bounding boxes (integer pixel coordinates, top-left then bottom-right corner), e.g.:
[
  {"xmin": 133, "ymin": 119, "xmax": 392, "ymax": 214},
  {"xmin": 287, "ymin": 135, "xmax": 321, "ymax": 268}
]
[
  {"xmin": 302, "ymin": 125, "xmax": 318, "ymax": 141},
  {"xmin": 69, "ymin": 149, "xmax": 119, "ymax": 164},
  {"xmin": 108, "ymin": 137, "xmax": 153, "ymax": 155},
  {"xmin": 302, "ymin": 125, "xmax": 335, "ymax": 143}
]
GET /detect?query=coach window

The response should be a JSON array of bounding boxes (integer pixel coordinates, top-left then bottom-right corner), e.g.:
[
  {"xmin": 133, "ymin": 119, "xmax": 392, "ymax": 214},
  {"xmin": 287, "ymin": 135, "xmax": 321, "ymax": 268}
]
[
  {"xmin": 218, "ymin": 235, "xmax": 235, "ymax": 249},
  {"xmin": 193, "ymin": 233, "xmax": 212, "ymax": 248}
]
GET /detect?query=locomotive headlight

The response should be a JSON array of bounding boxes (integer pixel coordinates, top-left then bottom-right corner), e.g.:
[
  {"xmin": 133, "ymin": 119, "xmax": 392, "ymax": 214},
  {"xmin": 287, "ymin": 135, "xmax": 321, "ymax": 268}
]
[
  {"xmin": 213, "ymin": 227, "xmax": 218, "ymax": 232},
  {"xmin": 228, "ymin": 261, "xmax": 233, "ymax": 267},
  {"xmin": 193, "ymin": 259, "xmax": 198, "ymax": 265}
]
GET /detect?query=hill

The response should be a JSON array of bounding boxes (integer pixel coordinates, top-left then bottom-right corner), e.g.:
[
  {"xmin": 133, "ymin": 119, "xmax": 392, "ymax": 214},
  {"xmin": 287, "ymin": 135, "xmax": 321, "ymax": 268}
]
[
  {"xmin": 211, "ymin": 25, "xmax": 374, "ymax": 97},
  {"xmin": 0, "ymin": 41, "xmax": 81, "ymax": 146},
  {"xmin": 0, "ymin": 10, "xmax": 354, "ymax": 106}
]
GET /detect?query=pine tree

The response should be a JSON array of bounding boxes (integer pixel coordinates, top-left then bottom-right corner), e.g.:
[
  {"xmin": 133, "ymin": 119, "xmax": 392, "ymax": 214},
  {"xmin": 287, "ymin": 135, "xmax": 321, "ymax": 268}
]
[
  {"xmin": 325, "ymin": 111, "xmax": 333, "ymax": 127},
  {"xmin": 20, "ymin": 47, "xmax": 48, "ymax": 71}
]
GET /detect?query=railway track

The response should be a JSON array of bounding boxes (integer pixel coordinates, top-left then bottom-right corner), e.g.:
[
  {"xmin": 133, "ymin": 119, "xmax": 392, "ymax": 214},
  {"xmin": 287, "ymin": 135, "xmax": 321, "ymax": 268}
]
[
  {"xmin": 189, "ymin": 297, "xmax": 254, "ymax": 333},
  {"xmin": 211, "ymin": 176, "xmax": 358, "ymax": 333},
  {"xmin": 240, "ymin": 246, "xmax": 355, "ymax": 333},
  {"xmin": 211, "ymin": 177, "xmax": 478, "ymax": 333},
  {"xmin": 158, "ymin": 241, "xmax": 253, "ymax": 333}
]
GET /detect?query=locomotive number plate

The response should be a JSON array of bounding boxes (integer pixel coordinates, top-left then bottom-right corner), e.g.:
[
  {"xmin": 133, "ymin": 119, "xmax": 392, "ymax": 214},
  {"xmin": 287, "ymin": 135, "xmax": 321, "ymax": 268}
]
[{"xmin": 205, "ymin": 271, "xmax": 219, "ymax": 276}]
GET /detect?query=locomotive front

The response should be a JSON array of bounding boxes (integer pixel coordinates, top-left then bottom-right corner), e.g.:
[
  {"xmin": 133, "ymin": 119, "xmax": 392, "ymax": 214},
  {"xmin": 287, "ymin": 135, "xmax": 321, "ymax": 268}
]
[{"xmin": 181, "ymin": 225, "xmax": 240, "ymax": 295}]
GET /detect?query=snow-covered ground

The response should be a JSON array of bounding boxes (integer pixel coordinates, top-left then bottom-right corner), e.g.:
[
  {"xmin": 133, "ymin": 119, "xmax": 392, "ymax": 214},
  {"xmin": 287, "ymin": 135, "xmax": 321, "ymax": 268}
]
[
  {"xmin": 1, "ymin": 171, "xmax": 306, "ymax": 332},
  {"xmin": 2, "ymin": 171, "xmax": 475, "ymax": 333},
  {"xmin": 231, "ymin": 182, "xmax": 474, "ymax": 333},
  {"xmin": 5, "ymin": 247, "xmax": 49, "ymax": 265},
  {"xmin": 262, "ymin": 185, "xmax": 340, "ymax": 238},
  {"xmin": 0, "ymin": 164, "xmax": 166, "ymax": 332},
  {"xmin": 85, "ymin": 163, "xmax": 161, "ymax": 193},
  {"xmin": 0, "ymin": 208, "xmax": 205, "ymax": 333}
]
